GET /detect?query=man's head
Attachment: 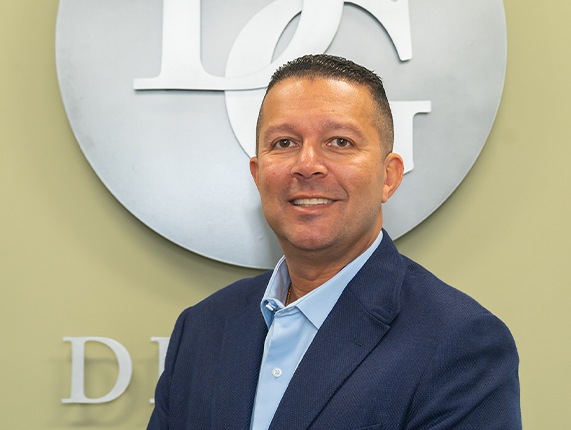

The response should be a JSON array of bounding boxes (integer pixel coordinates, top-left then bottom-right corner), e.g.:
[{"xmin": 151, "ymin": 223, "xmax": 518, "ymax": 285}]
[
  {"xmin": 250, "ymin": 55, "xmax": 403, "ymax": 266},
  {"xmin": 256, "ymin": 54, "xmax": 394, "ymax": 157}
]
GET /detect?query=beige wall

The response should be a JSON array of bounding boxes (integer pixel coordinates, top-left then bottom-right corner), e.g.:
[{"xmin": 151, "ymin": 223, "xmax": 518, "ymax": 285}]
[{"xmin": 1, "ymin": 0, "xmax": 569, "ymax": 428}]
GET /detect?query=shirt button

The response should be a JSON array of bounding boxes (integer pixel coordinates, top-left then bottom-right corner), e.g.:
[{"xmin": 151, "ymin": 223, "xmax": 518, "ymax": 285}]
[{"xmin": 272, "ymin": 367, "xmax": 282, "ymax": 378}]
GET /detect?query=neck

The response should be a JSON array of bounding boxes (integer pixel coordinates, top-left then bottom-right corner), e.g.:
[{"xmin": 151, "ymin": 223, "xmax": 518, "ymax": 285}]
[
  {"xmin": 286, "ymin": 260, "xmax": 344, "ymax": 303},
  {"xmin": 282, "ymin": 230, "xmax": 381, "ymax": 303}
]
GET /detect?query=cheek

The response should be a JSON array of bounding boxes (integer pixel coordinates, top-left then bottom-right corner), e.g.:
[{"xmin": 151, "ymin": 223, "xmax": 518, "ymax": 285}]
[
  {"xmin": 341, "ymin": 163, "xmax": 384, "ymax": 197},
  {"xmin": 258, "ymin": 162, "xmax": 290, "ymax": 197}
]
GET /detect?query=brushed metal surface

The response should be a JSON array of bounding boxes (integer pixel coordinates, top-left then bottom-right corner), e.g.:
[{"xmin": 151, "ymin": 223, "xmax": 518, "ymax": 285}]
[{"xmin": 56, "ymin": 0, "xmax": 507, "ymax": 268}]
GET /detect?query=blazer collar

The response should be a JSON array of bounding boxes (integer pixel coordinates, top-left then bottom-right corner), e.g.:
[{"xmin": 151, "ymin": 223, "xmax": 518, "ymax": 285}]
[
  {"xmin": 269, "ymin": 230, "xmax": 406, "ymax": 429},
  {"xmin": 345, "ymin": 229, "xmax": 405, "ymax": 325}
]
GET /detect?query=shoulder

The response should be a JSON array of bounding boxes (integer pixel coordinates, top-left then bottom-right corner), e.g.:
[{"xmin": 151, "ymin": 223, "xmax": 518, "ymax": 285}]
[
  {"xmin": 399, "ymin": 258, "xmax": 521, "ymax": 427},
  {"xmin": 162, "ymin": 270, "xmax": 272, "ymax": 371},
  {"xmin": 399, "ymin": 255, "xmax": 508, "ymax": 332},
  {"xmin": 360, "ymin": 236, "xmax": 518, "ymax": 362},
  {"xmin": 351, "ymin": 233, "xmax": 504, "ymax": 329},
  {"xmin": 400, "ymin": 256, "xmax": 519, "ymax": 395},
  {"xmin": 389, "ymin": 257, "xmax": 521, "ymax": 427},
  {"xmin": 401, "ymin": 255, "xmax": 486, "ymax": 312}
]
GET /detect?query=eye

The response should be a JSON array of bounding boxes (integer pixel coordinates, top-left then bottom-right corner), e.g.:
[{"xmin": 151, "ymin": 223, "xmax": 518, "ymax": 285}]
[
  {"xmin": 275, "ymin": 139, "xmax": 294, "ymax": 149},
  {"xmin": 330, "ymin": 138, "xmax": 352, "ymax": 148}
]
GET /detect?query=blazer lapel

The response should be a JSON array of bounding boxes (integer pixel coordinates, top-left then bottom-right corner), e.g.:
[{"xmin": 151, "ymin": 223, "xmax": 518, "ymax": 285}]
[
  {"xmin": 269, "ymin": 231, "xmax": 406, "ymax": 429},
  {"xmin": 210, "ymin": 290, "xmax": 269, "ymax": 430}
]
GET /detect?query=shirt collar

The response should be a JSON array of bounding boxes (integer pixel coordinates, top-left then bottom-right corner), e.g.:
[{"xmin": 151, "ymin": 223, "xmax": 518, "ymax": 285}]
[{"xmin": 260, "ymin": 230, "xmax": 384, "ymax": 329}]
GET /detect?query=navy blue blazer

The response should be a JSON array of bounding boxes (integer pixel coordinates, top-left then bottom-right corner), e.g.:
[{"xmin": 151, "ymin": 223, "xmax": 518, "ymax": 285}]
[{"xmin": 148, "ymin": 231, "xmax": 521, "ymax": 429}]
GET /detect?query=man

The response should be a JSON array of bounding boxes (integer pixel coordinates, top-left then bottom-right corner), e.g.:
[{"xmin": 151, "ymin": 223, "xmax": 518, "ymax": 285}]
[{"xmin": 148, "ymin": 55, "xmax": 521, "ymax": 429}]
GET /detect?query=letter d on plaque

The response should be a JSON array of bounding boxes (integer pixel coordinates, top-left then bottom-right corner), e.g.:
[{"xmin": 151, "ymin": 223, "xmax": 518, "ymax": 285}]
[{"xmin": 62, "ymin": 337, "xmax": 132, "ymax": 403}]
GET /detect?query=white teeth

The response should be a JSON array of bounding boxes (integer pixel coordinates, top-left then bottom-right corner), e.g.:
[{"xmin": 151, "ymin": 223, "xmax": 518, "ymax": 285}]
[{"xmin": 292, "ymin": 198, "xmax": 334, "ymax": 207}]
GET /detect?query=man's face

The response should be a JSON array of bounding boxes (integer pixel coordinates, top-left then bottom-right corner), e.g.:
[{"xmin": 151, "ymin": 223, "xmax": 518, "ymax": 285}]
[{"xmin": 250, "ymin": 77, "xmax": 401, "ymax": 259}]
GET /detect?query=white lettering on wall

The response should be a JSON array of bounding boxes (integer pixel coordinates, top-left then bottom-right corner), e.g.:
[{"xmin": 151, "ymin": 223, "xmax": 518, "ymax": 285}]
[
  {"xmin": 62, "ymin": 337, "xmax": 170, "ymax": 404},
  {"xmin": 150, "ymin": 337, "xmax": 170, "ymax": 404},
  {"xmin": 62, "ymin": 337, "xmax": 133, "ymax": 404},
  {"xmin": 133, "ymin": 0, "xmax": 429, "ymax": 171},
  {"xmin": 134, "ymin": 0, "xmax": 412, "ymax": 91},
  {"xmin": 391, "ymin": 101, "xmax": 432, "ymax": 173}
]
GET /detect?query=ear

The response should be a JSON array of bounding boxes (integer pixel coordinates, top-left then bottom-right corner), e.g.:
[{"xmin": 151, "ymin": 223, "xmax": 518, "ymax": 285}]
[
  {"xmin": 382, "ymin": 153, "xmax": 404, "ymax": 203},
  {"xmin": 249, "ymin": 156, "xmax": 260, "ymax": 188}
]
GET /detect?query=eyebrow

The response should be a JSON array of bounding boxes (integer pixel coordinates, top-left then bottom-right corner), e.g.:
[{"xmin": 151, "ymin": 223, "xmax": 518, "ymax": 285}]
[
  {"xmin": 262, "ymin": 120, "xmax": 367, "ymax": 141},
  {"xmin": 262, "ymin": 123, "xmax": 298, "ymax": 138},
  {"xmin": 319, "ymin": 119, "xmax": 367, "ymax": 141}
]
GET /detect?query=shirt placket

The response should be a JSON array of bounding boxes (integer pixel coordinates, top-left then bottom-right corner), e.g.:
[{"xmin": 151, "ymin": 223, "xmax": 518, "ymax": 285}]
[{"xmin": 253, "ymin": 307, "xmax": 303, "ymax": 429}]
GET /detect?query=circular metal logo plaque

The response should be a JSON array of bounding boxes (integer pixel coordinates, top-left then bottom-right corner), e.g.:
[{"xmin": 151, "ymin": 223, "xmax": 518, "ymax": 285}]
[{"xmin": 56, "ymin": 0, "xmax": 507, "ymax": 268}]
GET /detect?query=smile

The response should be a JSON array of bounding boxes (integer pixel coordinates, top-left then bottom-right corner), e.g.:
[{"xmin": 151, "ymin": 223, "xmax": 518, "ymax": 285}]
[{"xmin": 292, "ymin": 198, "xmax": 334, "ymax": 207}]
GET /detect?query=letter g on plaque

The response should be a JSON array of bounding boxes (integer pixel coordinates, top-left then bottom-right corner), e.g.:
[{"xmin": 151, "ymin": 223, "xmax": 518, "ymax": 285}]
[{"xmin": 134, "ymin": 0, "xmax": 428, "ymax": 171}]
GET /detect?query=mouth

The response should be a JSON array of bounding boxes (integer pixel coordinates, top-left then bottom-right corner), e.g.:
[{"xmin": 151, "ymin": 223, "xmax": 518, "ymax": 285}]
[{"xmin": 291, "ymin": 198, "xmax": 335, "ymax": 207}]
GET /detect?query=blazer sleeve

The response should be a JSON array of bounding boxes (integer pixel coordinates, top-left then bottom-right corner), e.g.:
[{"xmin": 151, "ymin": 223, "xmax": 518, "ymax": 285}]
[
  {"xmin": 147, "ymin": 308, "xmax": 189, "ymax": 430},
  {"xmin": 405, "ymin": 310, "xmax": 521, "ymax": 430}
]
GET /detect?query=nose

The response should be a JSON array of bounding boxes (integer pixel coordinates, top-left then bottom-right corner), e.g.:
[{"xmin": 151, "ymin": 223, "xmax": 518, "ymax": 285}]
[{"xmin": 290, "ymin": 142, "xmax": 328, "ymax": 179}]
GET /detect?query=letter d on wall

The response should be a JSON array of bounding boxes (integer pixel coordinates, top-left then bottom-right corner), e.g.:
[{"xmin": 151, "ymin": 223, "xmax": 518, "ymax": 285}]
[{"xmin": 62, "ymin": 337, "xmax": 132, "ymax": 403}]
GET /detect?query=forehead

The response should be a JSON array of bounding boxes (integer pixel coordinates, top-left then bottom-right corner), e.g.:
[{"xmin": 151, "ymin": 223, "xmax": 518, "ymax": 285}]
[{"xmin": 259, "ymin": 77, "xmax": 379, "ymax": 135}]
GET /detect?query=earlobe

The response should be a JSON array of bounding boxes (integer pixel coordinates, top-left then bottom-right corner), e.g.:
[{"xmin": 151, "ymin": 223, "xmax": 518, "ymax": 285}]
[
  {"xmin": 382, "ymin": 153, "xmax": 404, "ymax": 203},
  {"xmin": 249, "ymin": 157, "xmax": 260, "ymax": 188}
]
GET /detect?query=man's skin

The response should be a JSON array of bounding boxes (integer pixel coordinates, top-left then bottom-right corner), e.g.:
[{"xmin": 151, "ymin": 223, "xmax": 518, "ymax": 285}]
[
  {"xmin": 250, "ymin": 76, "xmax": 404, "ymax": 303},
  {"xmin": 147, "ymin": 66, "xmax": 521, "ymax": 430}
]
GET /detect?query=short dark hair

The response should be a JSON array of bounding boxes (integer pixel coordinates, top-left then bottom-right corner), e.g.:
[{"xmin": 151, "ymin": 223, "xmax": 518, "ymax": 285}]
[{"xmin": 256, "ymin": 54, "xmax": 394, "ymax": 155}]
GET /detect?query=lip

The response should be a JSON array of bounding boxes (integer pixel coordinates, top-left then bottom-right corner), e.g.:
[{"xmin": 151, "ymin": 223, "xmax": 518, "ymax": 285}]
[
  {"xmin": 290, "ymin": 198, "xmax": 335, "ymax": 207},
  {"xmin": 288, "ymin": 195, "xmax": 338, "ymax": 210}
]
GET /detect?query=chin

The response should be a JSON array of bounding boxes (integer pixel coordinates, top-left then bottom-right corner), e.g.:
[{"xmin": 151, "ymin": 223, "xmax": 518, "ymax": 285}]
[{"xmin": 284, "ymin": 233, "xmax": 335, "ymax": 253}]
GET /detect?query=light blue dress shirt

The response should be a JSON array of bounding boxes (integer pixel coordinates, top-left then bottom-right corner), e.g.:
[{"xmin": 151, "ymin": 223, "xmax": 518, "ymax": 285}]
[{"xmin": 249, "ymin": 231, "xmax": 384, "ymax": 430}]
